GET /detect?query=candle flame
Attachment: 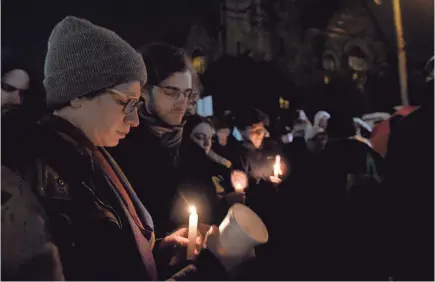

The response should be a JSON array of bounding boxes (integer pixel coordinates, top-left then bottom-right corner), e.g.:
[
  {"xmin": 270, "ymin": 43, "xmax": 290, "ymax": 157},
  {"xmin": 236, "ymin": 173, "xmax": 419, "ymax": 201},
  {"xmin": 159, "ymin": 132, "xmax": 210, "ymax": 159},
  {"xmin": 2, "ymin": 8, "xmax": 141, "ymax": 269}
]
[
  {"xmin": 234, "ymin": 183, "xmax": 245, "ymax": 193},
  {"xmin": 189, "ymin": 205, "xmax": 197, "ymax": 214},
  {"xmin": 274, "ymin": 155, "xmax": 283, "ymax": 177}
]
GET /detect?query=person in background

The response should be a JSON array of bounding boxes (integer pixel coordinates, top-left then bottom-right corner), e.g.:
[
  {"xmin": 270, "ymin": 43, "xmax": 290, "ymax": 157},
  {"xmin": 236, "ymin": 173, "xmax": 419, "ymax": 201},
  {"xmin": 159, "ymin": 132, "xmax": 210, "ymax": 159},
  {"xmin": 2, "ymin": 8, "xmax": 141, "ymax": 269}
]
[
  {"xmin": 213, "ymin": 116, "xmax": 232, "ymax": 147},
  {"xmin": 186, "ymin": 91, "xmax": 200, "ymax": 116},
  {"xmin": 208, "ymin": 115, "xmax": 234, "ymax": 169},
  {"xmin": 175, "ymin": 115, "xmax": 228, "ymax": 227},
  {"xmin": 304, "ymin": 110, "xmax": 330, "ymax": 154},
  {"xmin": 1, "ymin": 50, "xmax": 48, "ymax": 118},
  {"xmin": 352, "ymin": 117, "xmax": 373, "ymax": 147},
  {"xmin": 1, "ymin": 16, "xmax": 228, "ymax": 281},
  {"xmin": 313, "ymin": 110, "xmax": 330, "ymax": 130},
  {"xmin": 305, "ymin": 126, "xmax": 328, "ymax": 153},
  {"xmin": 231, "ymin": 107, "xmax": 285, "ymax": 185},
  {"xmin": 1, "ymin": 68, "xmax": 30, "ymax": 110},
  {"xmin": 1, "ymin": 55, "xmax": 49, "ymax": 169},
  {"xmin": 383, "ymin": 56, "xmax": 434, "ymax": 281}
]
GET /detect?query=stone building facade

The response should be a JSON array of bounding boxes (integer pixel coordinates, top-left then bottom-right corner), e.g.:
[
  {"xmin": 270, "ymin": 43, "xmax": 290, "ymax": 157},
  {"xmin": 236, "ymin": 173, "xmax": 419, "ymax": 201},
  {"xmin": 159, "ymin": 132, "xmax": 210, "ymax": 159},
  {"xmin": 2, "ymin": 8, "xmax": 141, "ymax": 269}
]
[{"xmin": 185, "ymin": 0, "xmax": 395, "ymax": 113}]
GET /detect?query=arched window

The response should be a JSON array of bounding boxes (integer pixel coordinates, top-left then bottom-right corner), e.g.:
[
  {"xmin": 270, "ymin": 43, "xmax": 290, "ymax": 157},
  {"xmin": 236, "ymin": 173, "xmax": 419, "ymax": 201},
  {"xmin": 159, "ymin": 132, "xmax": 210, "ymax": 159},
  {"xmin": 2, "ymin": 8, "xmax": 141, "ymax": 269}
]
[{"xmin": 192, "ymin": 48, "xmax": 206, "ymax": 74}]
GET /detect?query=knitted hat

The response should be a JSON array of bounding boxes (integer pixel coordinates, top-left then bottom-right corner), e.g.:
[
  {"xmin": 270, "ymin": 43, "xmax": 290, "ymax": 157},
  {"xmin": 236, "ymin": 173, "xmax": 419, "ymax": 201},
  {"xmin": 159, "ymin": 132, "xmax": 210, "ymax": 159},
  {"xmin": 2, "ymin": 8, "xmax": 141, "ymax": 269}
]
[{"xmin": 44, "ymin": 16, "xmax": 147, "ymax": 107}]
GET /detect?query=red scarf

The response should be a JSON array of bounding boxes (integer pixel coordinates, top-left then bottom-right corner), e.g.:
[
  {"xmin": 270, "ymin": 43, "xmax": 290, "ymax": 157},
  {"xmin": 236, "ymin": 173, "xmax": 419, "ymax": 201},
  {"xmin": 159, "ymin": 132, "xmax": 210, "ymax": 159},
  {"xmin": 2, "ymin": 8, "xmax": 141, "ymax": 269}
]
[{"xmin": 93, "ymin": 148, "xmax": 158, "ymax": 280}]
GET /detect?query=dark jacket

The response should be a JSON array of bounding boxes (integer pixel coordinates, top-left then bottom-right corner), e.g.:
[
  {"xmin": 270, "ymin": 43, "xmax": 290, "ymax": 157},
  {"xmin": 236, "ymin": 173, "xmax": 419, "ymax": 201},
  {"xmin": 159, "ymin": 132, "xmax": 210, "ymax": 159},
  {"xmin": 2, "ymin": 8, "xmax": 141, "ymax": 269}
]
[
  {"xmin": 177, "ymin": 140, "xmax": 229, "ymax": 225},
  {"xmin": 1, "ymin": 115, "xmax": 226, "ymax": 281},
  {"xmin": 384, "ymin": 103, "xmax": 434, "ymax": 281},
  {"xmin": 291, "ymin": 138, "xmax": 388, "ymax": 280},
  {"xmin": 108, "ymin": 123, "xmax": 181, "ymax": 238},
  {"xmin": 2, "ymin": 115, "xmax": 157, "ymax": 280},
  {"xmin": 211, "ymin": 135, "xmax": 240, "ymax": 166},
  {"xmin": 230, "ymin": 137, "xmax": 285, "ymax": 182}
]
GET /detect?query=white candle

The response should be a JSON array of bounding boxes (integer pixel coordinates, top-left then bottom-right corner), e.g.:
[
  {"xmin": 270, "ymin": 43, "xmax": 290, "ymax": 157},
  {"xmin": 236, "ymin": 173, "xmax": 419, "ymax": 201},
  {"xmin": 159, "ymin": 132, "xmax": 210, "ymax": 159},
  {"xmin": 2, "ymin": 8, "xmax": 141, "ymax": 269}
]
[
  {"xmin": 273, "ymin": 155, "xmax": 282, "ymax": 178},
  {"xmin": 187, "ymin": 205, "xmax": 198, "ymax": 260}
]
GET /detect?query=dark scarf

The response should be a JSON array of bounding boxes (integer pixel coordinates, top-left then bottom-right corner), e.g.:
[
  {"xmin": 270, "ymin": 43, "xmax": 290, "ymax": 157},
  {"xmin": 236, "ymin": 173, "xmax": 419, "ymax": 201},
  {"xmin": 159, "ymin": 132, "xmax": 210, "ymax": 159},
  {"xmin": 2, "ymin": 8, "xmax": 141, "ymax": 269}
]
[{"xmin": 139, "ymin": 104, "xmax": 184, "ymax": 148}]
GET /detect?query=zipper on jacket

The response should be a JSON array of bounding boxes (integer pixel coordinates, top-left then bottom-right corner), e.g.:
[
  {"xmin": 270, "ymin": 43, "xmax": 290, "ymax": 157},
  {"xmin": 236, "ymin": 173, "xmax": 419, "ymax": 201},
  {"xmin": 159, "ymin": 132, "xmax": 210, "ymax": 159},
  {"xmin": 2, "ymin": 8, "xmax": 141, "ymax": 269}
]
[{"xmin": 81, "ymin": 181, "xmax": 123, "ymax": 229}]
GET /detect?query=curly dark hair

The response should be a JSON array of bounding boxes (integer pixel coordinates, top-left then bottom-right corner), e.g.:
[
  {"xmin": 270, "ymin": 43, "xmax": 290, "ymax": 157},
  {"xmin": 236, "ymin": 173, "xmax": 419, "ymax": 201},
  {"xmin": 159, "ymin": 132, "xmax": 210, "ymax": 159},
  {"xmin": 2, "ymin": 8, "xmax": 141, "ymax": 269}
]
[{"xmin": 138, "ymin": 42, "xmax": 202, "ymax": 94}]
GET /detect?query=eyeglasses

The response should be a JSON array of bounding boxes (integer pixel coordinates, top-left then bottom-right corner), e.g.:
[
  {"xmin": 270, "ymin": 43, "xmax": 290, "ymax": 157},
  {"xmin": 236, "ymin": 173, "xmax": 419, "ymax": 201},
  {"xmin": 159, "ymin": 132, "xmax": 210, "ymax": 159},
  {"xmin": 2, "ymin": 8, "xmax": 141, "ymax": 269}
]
[
  {"xmin": 155, "ymin": 85, "xmax": 197, "ymax": 100},
  {"xmin": 106, "ymin": 88, "xmax": 143, "ymax": 114}
]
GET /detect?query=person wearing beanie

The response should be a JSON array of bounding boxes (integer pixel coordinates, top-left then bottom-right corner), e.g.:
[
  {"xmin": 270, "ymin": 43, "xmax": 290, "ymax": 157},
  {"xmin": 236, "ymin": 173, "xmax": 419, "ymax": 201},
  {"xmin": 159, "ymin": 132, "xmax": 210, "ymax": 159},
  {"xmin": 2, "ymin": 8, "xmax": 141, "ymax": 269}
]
[{"xmin": 1, "ymin": 17, "xmax": 224, "ymax": 281}]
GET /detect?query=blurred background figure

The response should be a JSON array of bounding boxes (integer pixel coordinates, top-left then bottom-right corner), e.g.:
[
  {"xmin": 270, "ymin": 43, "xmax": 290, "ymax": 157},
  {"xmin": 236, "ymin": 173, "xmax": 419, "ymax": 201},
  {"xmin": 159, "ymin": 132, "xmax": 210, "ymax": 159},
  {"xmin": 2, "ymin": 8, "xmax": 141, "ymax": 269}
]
[{"xmin": 1, "ymin": 68, "xmax": 30, "ymax": 109}]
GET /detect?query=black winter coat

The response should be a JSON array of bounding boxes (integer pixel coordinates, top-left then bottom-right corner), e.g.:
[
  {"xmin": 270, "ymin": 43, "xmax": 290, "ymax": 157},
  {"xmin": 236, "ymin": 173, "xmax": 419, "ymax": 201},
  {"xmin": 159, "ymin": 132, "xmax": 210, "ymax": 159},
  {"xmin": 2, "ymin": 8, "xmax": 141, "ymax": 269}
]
[{"xmin": 108, "ymin": 124, "xmax": 182, "ymax": 238}]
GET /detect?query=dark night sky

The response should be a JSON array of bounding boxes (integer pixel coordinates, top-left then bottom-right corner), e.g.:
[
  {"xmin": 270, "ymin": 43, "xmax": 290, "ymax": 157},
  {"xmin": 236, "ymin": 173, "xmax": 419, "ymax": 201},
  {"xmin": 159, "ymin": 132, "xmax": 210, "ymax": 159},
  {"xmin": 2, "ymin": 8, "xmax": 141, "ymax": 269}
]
[
  {"xmin": 1, "ymin": 0, "xmax": 219, "ymax": 78},
  {"xmin": 1, "ymin": 0, "xmax": 217, "ymax": 47},
  {"xmin": 2, "ymin": 0, "xmax": 433, "ymax": 80}
]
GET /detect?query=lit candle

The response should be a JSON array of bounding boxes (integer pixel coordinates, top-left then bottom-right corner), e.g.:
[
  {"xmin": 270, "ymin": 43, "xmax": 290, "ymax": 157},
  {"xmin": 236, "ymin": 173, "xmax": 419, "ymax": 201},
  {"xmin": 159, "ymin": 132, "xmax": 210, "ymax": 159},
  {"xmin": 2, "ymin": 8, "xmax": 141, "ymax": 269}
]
[
  {"xmin": 231, "ymin": 170, "xmax": 248, "ymax": 193},
  {"xmin": 234, "ymin": 183, "xmax": 245, "ymax": 193},
  {"xmin": 273, "ymin": 155, "xmax": 283, "ymax": 178},
  {"xmin": 187, "ymin": 205, "xmax": 198, "ymax": 260}
]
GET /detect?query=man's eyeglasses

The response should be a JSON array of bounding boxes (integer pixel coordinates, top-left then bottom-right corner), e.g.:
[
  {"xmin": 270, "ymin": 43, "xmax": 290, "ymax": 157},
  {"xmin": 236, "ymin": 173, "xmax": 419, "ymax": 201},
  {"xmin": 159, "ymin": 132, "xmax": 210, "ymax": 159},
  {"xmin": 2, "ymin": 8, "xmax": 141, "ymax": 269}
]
[
  {"xmin": 106, "ymin": 88, "xmax": 143, "ymax": 114},
  {"xmin": 155, "ymin": 85, "xmax": 197, "ymax": 100}
]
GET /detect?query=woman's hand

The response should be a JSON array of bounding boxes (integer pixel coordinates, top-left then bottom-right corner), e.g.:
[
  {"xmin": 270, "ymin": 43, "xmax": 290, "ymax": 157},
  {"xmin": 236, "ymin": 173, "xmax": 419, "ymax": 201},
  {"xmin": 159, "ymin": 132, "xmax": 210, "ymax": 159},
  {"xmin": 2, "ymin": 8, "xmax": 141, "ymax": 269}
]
[{"xmin": 158, "ymin": 224, "xmax": 211, "ymax": 264}]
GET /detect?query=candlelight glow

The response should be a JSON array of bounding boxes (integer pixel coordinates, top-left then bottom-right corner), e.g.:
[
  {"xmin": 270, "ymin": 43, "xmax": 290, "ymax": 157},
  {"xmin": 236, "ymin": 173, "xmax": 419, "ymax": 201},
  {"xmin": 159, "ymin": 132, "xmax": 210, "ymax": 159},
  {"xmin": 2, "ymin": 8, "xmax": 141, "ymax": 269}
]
[
  {"xmin": 231, "ymin": 170, "xmax": 248, "ymax": 192},
  {"xmin": 189, "ymin": 205, "xmax": 197, "ymax": 214},
  {"xmin": 234, "ymin": 183, "xmax": 245, "ymax": 193},
  {"xmin": 273, "ymin": 155, "xmax": 283, "ymax": 177}
]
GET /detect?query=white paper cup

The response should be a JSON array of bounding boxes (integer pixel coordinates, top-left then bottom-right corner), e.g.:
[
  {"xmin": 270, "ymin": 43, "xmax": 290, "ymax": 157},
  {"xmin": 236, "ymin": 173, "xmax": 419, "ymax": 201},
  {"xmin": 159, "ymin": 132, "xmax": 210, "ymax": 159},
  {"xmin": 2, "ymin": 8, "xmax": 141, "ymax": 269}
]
[{"xmin": 218, "ymin": 204, "xmax": 268, "ymax": 257}]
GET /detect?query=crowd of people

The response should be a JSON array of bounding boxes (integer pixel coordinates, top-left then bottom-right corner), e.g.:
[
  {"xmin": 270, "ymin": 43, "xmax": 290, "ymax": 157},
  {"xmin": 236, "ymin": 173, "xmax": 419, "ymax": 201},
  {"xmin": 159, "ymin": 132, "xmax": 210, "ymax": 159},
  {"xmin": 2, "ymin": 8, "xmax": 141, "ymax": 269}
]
[{"xmin": 1, "ymin": 16, "xmax": 434, "ymax": 281}]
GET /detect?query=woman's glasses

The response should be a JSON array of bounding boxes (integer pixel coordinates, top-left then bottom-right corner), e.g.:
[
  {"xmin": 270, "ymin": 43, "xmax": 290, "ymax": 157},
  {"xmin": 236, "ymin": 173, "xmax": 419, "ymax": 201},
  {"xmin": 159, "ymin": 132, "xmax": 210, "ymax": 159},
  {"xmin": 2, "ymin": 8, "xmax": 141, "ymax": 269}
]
[{"xmin": 106, "ymin": 88, "xmax": 143, "ymax": 114}]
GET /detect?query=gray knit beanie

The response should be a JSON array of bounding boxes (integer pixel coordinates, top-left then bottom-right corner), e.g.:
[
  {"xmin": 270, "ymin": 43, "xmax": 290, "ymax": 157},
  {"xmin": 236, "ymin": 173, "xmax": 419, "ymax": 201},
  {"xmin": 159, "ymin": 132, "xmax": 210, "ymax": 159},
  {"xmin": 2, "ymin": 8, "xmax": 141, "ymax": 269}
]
[{"xmin": 43, "ymin": 16, "xmax": 147, "ymax": 107}]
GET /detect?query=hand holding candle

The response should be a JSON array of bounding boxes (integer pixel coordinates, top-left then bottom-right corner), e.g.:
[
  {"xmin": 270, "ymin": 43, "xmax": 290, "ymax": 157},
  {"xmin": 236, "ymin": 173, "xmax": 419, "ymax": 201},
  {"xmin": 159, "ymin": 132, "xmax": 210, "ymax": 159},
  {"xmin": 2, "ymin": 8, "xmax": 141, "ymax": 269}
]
[
  {"xmin": 187, "ymin": 205, "xmax": 198, "ymax": 260},
  {"xmin": 270, "ymin": 155, "xmax": 283, "ymax": 184},
  {"xmin": 231, "ymin": 170, "xmax": 248, "ymax": 193}
]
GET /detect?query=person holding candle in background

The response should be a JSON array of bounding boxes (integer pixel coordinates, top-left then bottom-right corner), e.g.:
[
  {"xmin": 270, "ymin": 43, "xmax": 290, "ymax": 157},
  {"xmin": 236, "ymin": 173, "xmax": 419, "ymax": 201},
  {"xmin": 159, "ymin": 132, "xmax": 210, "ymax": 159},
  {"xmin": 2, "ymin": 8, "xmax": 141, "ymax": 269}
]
[
  {"xmin": 175, "ymin": 115, "xmax": 230, "ymax": 226},
  {"xmin": 225, "ymin": 107, "xmax": 287, "ymax": 273},
  {"xmin": 230, "ymin": 107, "xmax": 287, "ymax": 185},
  {"xmin": 176, "ymin": 115, "xmax": 248, "ymax": 226}
]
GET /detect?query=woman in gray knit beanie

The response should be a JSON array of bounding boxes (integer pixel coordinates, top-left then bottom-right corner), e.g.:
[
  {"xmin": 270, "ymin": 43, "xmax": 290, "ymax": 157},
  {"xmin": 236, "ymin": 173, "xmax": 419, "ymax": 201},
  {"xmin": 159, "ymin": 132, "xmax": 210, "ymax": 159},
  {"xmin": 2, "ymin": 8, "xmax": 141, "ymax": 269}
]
[
  {"xmin": 2, "ymin": 16, "xmax": 157, "ymax": 280},
  {"xmin": 44, "ymin": 16, "xmax": 148, "ymax": 147}
]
